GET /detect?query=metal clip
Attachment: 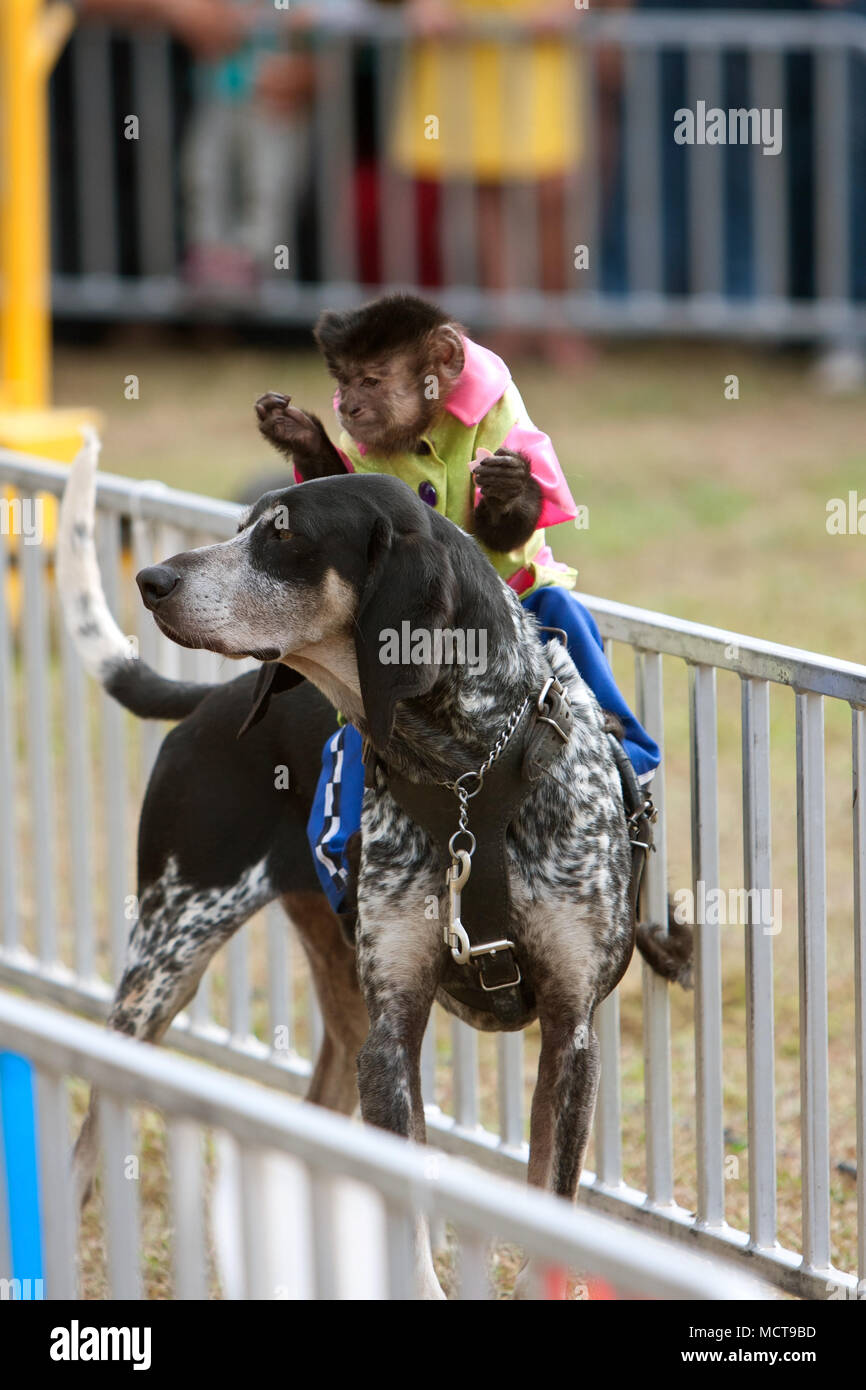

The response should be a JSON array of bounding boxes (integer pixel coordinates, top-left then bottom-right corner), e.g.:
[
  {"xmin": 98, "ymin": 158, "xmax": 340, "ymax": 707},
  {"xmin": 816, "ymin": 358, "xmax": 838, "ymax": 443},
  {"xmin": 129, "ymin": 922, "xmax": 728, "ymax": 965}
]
[
  {"xmin": 445, "ymin": 850, "xmax": 472, "ymax": 964},
  {"xmin": 536, "ymin": 679, "xmax": 570, "ymax": 743},
  {"xmin": 537, "ymin": 677, "xmax": 556, "ymax": 712}
]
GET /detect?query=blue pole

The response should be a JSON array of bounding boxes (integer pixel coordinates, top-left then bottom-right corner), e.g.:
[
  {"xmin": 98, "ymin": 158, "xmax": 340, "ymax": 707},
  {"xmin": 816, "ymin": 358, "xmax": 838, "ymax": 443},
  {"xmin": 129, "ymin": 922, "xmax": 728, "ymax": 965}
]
[{"xmin": 0, "ymin": 1052, "xmax": 44, "ymax": 1297}]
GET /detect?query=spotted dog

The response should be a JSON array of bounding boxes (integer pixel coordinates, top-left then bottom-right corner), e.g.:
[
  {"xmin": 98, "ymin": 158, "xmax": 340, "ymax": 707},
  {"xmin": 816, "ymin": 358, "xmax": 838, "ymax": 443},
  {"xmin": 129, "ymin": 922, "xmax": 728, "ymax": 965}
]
[{"xmin": 59, "ymin": 433, "xmax": 690, "ymax": 1298}]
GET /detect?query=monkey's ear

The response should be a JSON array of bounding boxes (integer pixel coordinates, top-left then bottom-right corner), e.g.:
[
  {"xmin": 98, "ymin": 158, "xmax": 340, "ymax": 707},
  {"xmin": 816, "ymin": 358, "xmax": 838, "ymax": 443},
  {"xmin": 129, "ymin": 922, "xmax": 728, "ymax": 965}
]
[
  {"xmin": 431, "ymin": 323, "xmax": 465, "ymax": 381},
  {"xmin": 353, "ymin": 517, "xmax": 458, "ymax": 748},
  {"xmin": 237, "ymin": 661, "xmax": 303, "ymax": 739}
]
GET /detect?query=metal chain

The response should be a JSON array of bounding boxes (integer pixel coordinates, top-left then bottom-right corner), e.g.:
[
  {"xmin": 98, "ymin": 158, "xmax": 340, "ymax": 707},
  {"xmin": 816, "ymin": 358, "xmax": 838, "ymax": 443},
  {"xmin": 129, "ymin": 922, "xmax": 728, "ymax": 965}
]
[
  {"xmin": 442, "ymin": 695, "xmax": 531, "ymax": 797},
  {"xmin": 442, "ymin": 696, "xmax": 530, "ymax": 962},
  {"xmin": 441, "ymin": 694, "xmax": 530, "ymax": 858}
]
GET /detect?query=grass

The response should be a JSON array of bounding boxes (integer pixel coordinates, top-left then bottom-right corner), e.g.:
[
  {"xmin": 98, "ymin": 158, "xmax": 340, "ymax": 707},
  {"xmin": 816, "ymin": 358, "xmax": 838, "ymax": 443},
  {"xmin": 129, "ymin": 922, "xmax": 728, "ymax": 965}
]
[{"xmin": 26, "ymin": 331, "xmax": 866, "ymax": 1294}]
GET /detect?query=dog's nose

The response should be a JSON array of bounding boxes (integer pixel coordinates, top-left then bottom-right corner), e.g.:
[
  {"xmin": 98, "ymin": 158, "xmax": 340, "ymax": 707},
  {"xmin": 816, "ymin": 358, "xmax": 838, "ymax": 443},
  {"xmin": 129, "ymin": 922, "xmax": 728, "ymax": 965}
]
[{"xmin": 136, "ymin": 565, "xmax": 181, "ymax": 609}]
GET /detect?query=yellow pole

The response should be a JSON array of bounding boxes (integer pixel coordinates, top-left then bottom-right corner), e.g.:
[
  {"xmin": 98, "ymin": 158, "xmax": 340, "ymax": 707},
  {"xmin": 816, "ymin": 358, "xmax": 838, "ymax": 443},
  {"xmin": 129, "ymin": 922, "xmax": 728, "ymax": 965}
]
[
  {"xmin": 0, "ymin": 0, "xmax": 97, "ymax": 464},
  {"xmin": 0, "ymin": 1, "xmax": 75, "ymax": 409}
]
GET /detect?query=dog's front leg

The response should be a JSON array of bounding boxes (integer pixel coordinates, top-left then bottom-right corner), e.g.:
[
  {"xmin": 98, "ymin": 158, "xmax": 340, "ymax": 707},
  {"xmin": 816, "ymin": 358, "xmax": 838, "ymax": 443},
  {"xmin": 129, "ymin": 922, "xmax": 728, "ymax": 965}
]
[
  {"xmin": 531, "ymin": 1011, "xmax": 600, "ymax": 1199},
  {"xmin": 515, "ymin": 1002, "xmax": 600, "ymax": 1300},
  {"xmin": 355, "ymin": 891, "xmax": 446, "ymax": 1299}
]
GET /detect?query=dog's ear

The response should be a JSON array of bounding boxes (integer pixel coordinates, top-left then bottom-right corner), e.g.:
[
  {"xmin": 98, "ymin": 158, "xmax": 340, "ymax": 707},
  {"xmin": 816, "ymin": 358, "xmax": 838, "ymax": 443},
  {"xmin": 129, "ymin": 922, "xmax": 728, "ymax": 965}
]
[
  {"xmin": 237, "ymin": 661, "xmax": 303, "ymax": 739},
  {"xmin": 354, "ymin": 516, "xmax": 458, "ymax": 747}
]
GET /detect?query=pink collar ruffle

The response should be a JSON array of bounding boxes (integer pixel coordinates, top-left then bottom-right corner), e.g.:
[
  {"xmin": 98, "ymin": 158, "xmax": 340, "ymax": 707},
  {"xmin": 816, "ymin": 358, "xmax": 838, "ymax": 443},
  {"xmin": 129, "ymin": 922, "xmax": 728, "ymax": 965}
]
[{"xmin": 444, "ymin": 337, "xmax": 512, "ymax": 426}]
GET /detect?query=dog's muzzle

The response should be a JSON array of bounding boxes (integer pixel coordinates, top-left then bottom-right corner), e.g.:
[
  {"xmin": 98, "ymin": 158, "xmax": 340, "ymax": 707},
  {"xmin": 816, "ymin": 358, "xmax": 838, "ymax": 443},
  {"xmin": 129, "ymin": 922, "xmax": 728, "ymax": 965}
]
[{"xmin": 137, "ymin": 564, "xmax": 181, "ymax": 609}]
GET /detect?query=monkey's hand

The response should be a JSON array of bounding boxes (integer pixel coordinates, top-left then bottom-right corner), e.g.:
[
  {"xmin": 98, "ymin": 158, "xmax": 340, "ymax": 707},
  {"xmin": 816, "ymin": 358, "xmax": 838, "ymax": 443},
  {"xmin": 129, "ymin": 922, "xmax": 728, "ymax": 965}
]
[
  {"xmin": 473, "ymin": 449, "xmax": 543, "ymax": 551},
  {"xmin": 255, "ymin": 393, "xmax": 348, "ymax": 480}
]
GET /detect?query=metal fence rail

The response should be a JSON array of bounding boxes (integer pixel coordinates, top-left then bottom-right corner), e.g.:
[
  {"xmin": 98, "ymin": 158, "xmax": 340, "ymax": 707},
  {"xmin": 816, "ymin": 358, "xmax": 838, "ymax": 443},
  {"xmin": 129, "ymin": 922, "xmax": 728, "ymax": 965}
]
[
  {"xmin": 1, "ymin": 449, "xmax": 864, "ymax": 1299},
  {"xmin": 49, "ymin": 9, "xmax": 866, "ymax": 344},
  {"xmin": 0, "ymin": 990, "xmax": 767, "ymax": 1300}
]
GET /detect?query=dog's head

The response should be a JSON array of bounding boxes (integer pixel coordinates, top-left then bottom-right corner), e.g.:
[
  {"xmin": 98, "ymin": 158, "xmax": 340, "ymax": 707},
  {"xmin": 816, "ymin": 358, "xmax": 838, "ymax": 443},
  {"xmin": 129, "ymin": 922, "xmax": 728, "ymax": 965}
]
[{"xmin": 136, "ymin": 473, "xmax": 484, "ymax": 746}]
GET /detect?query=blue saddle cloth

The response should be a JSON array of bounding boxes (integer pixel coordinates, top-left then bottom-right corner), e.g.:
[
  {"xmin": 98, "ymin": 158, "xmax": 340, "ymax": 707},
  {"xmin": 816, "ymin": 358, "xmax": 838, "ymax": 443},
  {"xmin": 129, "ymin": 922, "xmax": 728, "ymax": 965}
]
[{"xmin": 308, "ymin": 588, "xmax": 660, "ymax": 912}]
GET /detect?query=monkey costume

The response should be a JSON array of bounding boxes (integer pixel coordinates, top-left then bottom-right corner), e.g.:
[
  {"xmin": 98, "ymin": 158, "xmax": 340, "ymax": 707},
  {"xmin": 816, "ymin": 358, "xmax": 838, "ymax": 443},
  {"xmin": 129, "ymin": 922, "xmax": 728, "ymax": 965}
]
[
  {"xmin": 307, "ymin": 335, "xmax": 660, "ymax": 913},
  {"xmin": 332, "ymin": 335, "xmax": 577, "ymax": 596}
]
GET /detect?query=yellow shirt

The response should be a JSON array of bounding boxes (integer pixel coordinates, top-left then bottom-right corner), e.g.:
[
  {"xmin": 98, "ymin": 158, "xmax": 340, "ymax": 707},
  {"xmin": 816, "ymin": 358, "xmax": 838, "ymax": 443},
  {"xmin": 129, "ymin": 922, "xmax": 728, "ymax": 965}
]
[{"xmin": 390, "ymin": 0, "xmax": 582, "ymax": 181}]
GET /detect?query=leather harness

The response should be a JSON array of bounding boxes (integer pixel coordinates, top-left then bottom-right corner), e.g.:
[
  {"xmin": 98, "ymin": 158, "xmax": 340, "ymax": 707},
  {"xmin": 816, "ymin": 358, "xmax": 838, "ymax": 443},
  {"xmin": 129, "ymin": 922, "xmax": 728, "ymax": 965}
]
[{"xmin": 363, "ymin": 671, "xmax": 656, "ymax": 1028}]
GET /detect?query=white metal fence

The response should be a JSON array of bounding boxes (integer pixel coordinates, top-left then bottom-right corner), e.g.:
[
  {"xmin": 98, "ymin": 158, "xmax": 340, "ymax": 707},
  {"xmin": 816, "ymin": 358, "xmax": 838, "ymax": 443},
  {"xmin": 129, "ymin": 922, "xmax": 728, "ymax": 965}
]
[
  {"xmin": 51, "ymin": 9, "xmax": 866, "ymax": 345},
  {"xmin": 1, "ymin": 448, "xmax": 864, "ymax": 1299},
  {"xmin": 0, "ymin": 989, "xmax": 769, "ymax": 1300}
]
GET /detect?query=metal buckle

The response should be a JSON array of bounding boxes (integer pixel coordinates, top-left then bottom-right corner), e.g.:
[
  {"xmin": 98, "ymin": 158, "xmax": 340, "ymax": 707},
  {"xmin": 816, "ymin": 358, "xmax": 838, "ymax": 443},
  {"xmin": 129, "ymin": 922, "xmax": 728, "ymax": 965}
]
[
  {"xmin": 475, "ymin": 940, "xmax": 522, "ymax": 992},
  {"xmin": 537, "ymin": 677, "xmax": 556, "ymax": 711},
  {"xmin": 480, "ymin": 964, "xmax": 522, "ymax": 992},
  {"xmin": 536, "ymin": 678, "xmax": 569, "ymax": 743},
  {"xmin": 536, "ymin": 714, "xmax": 569, "ymax": 743},
  {"xmin": 628, "ymin": 795, "xmax": 657, "ymax": 854},
  {"xmin": 628, "ymin": 797, "xmax": 657, "ymax": 829}
]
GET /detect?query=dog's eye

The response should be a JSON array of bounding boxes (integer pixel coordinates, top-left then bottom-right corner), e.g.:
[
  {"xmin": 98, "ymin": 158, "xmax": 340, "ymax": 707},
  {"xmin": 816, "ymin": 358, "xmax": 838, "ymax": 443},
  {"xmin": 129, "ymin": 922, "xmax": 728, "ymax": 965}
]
[
  {"xmin": 273, "ymin": 521, "xmax": 292, "ymax": 541},
  {"xmin": 361, "ymin": 376, "xmax": 379, "ymax": 389}
]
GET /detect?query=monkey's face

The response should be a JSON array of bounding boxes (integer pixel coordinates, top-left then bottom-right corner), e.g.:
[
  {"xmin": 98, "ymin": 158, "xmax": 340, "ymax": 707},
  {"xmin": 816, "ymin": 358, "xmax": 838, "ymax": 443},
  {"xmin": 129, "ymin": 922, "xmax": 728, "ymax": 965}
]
[
  {"xmin": 315, "ymin": 299, "xmax": 466, "ymax": 456},
  {"xmin": 331, "ymin": 353, "xmax": 442, "ymax": 456}
]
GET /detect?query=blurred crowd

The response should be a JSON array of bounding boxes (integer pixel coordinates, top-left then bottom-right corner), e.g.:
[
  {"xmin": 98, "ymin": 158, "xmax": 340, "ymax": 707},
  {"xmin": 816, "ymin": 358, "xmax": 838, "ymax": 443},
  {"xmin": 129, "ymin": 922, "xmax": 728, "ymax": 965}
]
[{"xmin": 68, "ymin": 0, "xmax": 866, "ymax": 366}]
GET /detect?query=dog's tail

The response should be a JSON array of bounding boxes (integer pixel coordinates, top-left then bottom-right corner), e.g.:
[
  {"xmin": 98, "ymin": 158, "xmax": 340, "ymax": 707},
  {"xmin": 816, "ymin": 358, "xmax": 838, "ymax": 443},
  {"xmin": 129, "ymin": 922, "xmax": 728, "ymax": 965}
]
[
  {"xmin": 636, "ymin": 902, "xmax": 694, "ymax": 990},
  {"xmin": 58, "ymin": 429, "xmax": 215, "ymax": 721}
]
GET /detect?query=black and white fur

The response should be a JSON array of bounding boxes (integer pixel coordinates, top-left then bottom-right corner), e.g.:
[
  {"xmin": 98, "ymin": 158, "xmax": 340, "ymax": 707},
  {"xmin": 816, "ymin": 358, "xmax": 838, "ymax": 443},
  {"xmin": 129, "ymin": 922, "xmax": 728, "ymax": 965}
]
[{"xmin": 59, "ymin": 433, "xmax": 688, "ymax": 1298}]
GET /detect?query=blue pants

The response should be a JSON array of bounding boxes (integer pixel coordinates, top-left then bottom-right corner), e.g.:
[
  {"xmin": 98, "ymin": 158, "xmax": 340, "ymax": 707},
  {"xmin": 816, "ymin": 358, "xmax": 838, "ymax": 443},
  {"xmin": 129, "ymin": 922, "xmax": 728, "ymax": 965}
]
[{"xmin": 308, "ymin": 587, "xmax": 660, "ymax": 911}]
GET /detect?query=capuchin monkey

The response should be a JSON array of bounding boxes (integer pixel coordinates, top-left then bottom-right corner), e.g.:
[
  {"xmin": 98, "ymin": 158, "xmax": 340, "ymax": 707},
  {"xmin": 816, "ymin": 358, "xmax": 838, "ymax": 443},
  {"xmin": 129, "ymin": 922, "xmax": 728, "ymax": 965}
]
[{"xmin": 254, "ymin": 294, "xmax": 544, "ymax": 553}]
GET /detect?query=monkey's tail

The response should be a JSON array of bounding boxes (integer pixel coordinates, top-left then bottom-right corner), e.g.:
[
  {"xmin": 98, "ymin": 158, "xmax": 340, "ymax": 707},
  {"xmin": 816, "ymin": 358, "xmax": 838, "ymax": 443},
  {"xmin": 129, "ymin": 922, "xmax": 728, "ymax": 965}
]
[
  {"xmin": 636, "ymin": 902, "xmax": 694, "ymax": 990},
  {"xmin": 58, "ymin": 429, "xmax": 215, "ymax": 721}
]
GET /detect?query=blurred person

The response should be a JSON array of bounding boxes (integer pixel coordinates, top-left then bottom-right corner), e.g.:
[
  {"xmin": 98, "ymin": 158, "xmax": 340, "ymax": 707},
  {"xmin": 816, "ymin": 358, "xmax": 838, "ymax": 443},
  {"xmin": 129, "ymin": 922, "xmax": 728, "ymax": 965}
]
[
  {"xmin": 75, "ymin": 0, "xmax": 317, "ymax": 290},
  {"xmin": 180, "ymin": 2, "xmax": 315, "ymax": 292},
  {"xmin": 387, "ymin": 0, "xmax": 589, "ymax": 366},
  {"xmin": 77, "ymin": 0, "xmax": 245, "ymax": 56}
]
